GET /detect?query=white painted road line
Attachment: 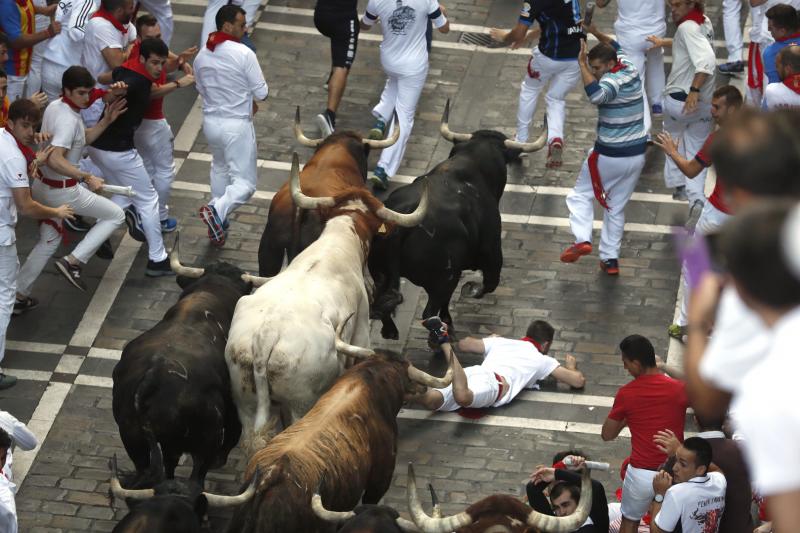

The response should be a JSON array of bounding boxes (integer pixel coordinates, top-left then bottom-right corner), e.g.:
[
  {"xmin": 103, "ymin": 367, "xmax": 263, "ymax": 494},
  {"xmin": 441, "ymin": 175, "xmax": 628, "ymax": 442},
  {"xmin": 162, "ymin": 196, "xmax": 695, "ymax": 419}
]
[{"xmin": 5, "ymin": 340, "xmax": 66, "ymax": 354}]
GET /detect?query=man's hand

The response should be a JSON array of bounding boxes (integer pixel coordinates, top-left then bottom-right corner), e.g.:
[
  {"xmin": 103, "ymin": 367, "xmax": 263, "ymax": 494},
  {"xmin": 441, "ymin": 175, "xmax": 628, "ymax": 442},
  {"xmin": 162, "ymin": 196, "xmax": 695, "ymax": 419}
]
[
  {"xmin": 647, "ymin": 35, "xmax": 666, "ymax": 50},
  {"xmin": 653, "ymin": 429, "xmax": 680, "ymax": 456},
  {"xmin": 104, "ymin": 97, "xmax": 128, "ymax": 123},
  {"xmin": 30, "ymin": 91, "xmax": 48, "ymax": 109},
  {"xmin": 34, "ymin": 145, "xmax": 55, "ymax": 166},
  {"xmin": 563, "ymin": 455, "xmax": 586, "ymax": 470},
  {"xmin": 54, "ymin": 204, "xmax": 75, "ymax": 220},
  {"xmin": 177, "ymin": 74, "xmax": 195, "ymax": 88},
  {"xmin": 109, "ymin": 81, "xmax": 128, "ymax": 97},
  {"xmin": 489, "ymin": 28, "xmax": 509, "ymax": 43},
  {"xmin": 687, "ymin": 272, "xmax": 724, "ymax": 335},
  {"xmin": 683, "ymin": 91, "xmax": 699, "ymax": 114},
  {"xmin": 653, "ymin": 132, "xmax": 680, "ymax": 158},
  {"xmin": 530, "ymin": 466, "xmax": 555, "ymax": 484},
  {"xmin": 653, "ymin": 470, "xmax": 672, "ymax": 495},
  {"xmin": 33, "ymin": 131, "xmax": 52, "ymax": 145},
  {"xmin": 578, "ymin": 39, "xmax": 589, "ymax": 66},
  {"xmin": 565, "ymin": 354, "xmax": 578, "ymax": 370},
  {"xmin": 83, "ymin": 175, "xmax": 104, "ymax": 192},
  {"xmin": 47, "ymin": 21, "xmax": 62, "ymax": 36},
  {"xmin": 439, "ymin": 3, "xmax": 447, "ymax": 16}
]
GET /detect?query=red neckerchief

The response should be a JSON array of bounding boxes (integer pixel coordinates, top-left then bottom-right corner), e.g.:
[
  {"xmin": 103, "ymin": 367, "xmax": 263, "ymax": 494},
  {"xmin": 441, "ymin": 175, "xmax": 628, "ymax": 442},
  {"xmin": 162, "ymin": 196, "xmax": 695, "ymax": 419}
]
[
  {"xmin": 127, "ymin": 40, "xmax": 167, "ymax": 84},
  {"xmin": 61, "ymin": 88, "xmax": 107, "ymax": 112},
  {"xmin": 520, "ymin": 336, "xmax": 543, "ymax": 352},
  {"xmin": 678, "ymin": 7, "xmax": 705, "ymax": 26},
  {"xmin": 784, "ymin": 72, "xmax": 800, "ymax": 94},
  {"xmin": 61, "ymin": 95, "xmax": 82, "ymax": 112},
  {"xmin": 610, "ymin": 60, "xmax": 626, "ymax": 73},
  {"xmin": 5, "ymin": 126, "xmax": 36, "ymax": 164},
  {"xmin": 778, "ymin": 31, "xmax": 800, "ymax": 43},
  {"xmin": 552, "ymin": 461, "xmax": 566, "ymax": 470},
  {"xmin": 91, "ymin": 7, "xmax": 128, "ymax": 34},
  {"xmin": 206, "ymin": 31, "xmax": 240, "ymax": 52},
  {"xmin": 121, "ymin": 53, "xmax": 158, "ymax": 82}
]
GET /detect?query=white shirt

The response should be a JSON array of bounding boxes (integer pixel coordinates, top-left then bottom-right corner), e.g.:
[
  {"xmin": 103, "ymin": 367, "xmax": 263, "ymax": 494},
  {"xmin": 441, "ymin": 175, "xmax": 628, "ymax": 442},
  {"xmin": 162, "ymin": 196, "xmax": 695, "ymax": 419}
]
[
  {"xmin": 361, "ymin": 0, "xmax": 447, "ymax": 76},
  {"xmin": 81, "ymin": 16, "xmax": 137, "ymax": 83},
  {"xmin": 0, "ymin": 130, "xmax": 31, "ymax": 246},
  {"xmin": 0, "ymin": 474, "xmax": 16, "ymax": 533},
  {"xmin": 44, "ymin": 0, "xmax": 100, "ymax": 68},
  {"xmin": 654, "ymin": 472, "xmax": 727, "ymax": 533},
  {"xmin": 699, "ymin": 285, "xmax": 771, "ymax": 394},
  {"xmin": 481, "ymin": 337, "xmax": 560, "ymax": 407},
  {"xmin": 613, "ymin": 0, "xmax": 666, "ymax": 39},
  {"xmin": 733, "ymin": 306, "xmax": 800, "ymax": 496},
  {"xmin": 194, "ymin": 40, "xmax": 268, "ymax": 119},
  {"xmin": 764, "ymin": 82, "xmax": 800, "ymax": 110},
  {"xmin": 41, "ymin": 100, "xmax": 86, "ymax": 182},
  {"xmin": 665, "ymin": 17, "xmax": 716, "ymax": 103}
]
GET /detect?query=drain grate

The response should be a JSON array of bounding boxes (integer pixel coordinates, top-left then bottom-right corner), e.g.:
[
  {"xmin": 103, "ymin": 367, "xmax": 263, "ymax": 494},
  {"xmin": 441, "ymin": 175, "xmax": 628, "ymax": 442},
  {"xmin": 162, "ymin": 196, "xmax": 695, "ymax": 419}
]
[{"xmin": 458, "ymin": 31, "xmax": 505, "ymax": 48}]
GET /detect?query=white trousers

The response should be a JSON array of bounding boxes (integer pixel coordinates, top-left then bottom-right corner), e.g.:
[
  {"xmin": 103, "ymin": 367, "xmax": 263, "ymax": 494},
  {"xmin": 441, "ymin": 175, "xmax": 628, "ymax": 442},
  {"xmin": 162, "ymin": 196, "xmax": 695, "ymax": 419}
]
[
  {"xmin": 25, "ymin": 41, "xmax": 46, "ymax": 97},
  {"xmin": 722, "ymin": 0, "xmax": 744, "ymax": 62},
  {"xmin": 16, "ymin": 181, "xmax": 125, "ymax": 297},
  {"xmin": 41, "ymin": 60, "xmax": 68, "ymax": 103},
  {"xmin": 87, "ymin": 147, "xmax": 167, "ymax": 261},
  {"xmin": 6, "ymin": 76, "xmax": 27, "ymax": 103},
  {"xmin": 135, "ymin": 118, "xmax": 175, "ymax": 220},
  {"xmin": 676, "ymin": 201, "xmax": 730, "ymax": 326},
  {"xmin": 516, "ymin": 49, "xmax": 580, "ymax": 143},
  {"xmin": 200, "ymin": 0, "xmax": 260, "ymax": 47},
  {"xmin": 621, "ymin": 465, "xmax": 657, "ymax": 520},
  {"xmin": 372, "ymin": 67, "xmax": 428, "ymax": 177},
  {"xmin": 662, "ymin": 95, "xmax": 713, "ymax": 205},
  {"xmin": 566, "ymin": 150, "xmax": 645, "ymax": 260},
  {"xmin": 616, "ymin": 30, "xmax": 666, "ymax": 131},
  {"xmin": 0, "ymin": 244, "xmax": 18, "ymax": 369},
  {"xmin": 204, "ymin": 116, "xmax": 257, "ymax": 222},
  {"xmin": 137, "ymin": 0, "xmax": 174, "ymax": 45}
]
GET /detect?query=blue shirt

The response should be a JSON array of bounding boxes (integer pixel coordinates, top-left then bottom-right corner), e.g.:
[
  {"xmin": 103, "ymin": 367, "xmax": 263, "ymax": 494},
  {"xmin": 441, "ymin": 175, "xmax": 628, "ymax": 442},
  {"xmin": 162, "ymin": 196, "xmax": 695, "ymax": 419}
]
[
  {"xmin": 518, "ymin": 0, "xmax": 584, "ymax": 60},
  {"xmin": 763, "ymin": 33, "xmax": 800, "ymax": 84}
]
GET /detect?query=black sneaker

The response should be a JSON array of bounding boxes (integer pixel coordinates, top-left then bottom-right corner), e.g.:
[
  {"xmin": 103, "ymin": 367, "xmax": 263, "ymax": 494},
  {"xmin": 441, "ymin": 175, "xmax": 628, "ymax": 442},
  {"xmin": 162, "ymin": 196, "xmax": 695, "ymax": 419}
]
[
  {"xmin": 55, "ymin": 258, "xmax": 87, "ymax": 291},
  {"xmin": 315, "ymin": 112, "xmax": 334, "ymax": 137},
  {"xmin": 124, "ymin": 206, "xmax": 146, "ymax": 242},
  {"xmin": 0, "ymin": 373, "xmax": 17, "ymax": 390},
  {"xmin": 145, "ymin": 258, "xmax": 176, "ymax": 277},
  {"xmin": 64, "ymin": 215, "xmax": 92, "ymax": 233},
  {"xmin": 13, "ymin": 296, "xmax": 39, "ymax": 316},
  {"xmin": 718, "ymin": 60, "xmax": 746, "ymax": 75},
  {"xmin": 672, "ymin": 186, "xmax": 688, "ymax": 201},
  {"xmin": 95, "ymin": 239, "xmax": 114, "ymax": 260}
]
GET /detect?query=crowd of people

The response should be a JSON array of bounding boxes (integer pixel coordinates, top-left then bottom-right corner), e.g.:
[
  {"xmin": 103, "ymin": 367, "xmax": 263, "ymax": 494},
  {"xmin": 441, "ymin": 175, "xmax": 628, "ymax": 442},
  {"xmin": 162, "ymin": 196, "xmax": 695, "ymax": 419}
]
[{"xmin": 0, "ymin": 0, "xmax": 799, "ymax": 531}]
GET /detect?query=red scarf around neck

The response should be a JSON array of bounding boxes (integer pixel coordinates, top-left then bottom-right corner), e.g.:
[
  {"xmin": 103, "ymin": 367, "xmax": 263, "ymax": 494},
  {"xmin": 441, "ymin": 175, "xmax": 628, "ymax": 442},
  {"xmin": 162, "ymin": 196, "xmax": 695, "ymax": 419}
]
[
  {"xmin": 91, "ymin": 7, "xmax": 128, "ymax": 34},
  {"xmin": 610, "ymin": 60, "xmax": 626, "ymax": 73},
  {"xmin": 121, "ymin": 53, "xmax": 158, "ymax": 82},
  {"xmin": 61, "ymin": 88, "xmax": 108, "ymax": 112},
  {"xmin": 778, "ymin": 31, "xmax": 800, "ymax": 43},
  {"xmin": 5, "ymin": 126, "xmax": 36, "ymax": 164},
  {"xmin": 784, "ymin": 73, "xmax": 800, "ymax": 94},
  {"xmin": 520, "ymin": 336, "xmax": 543, "ymax": 352},
  {"xmin": 206, "ymin": 31, "xmax": 239, "ymax": 52},
  {"xmin": 678, "ymin": 7, "xmax": 705, "ymax": 26}
]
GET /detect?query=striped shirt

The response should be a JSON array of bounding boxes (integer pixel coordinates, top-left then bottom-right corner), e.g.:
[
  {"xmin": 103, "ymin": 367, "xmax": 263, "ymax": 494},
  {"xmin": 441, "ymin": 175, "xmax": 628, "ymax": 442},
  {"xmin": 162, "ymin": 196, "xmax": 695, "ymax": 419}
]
[
  {"xmin": 0, "ymin": 0, "xmax": 37, "ymax": 76},
  {"xmin": 584, "ymin": 46, "xmax": 647, "ymax": 157}
]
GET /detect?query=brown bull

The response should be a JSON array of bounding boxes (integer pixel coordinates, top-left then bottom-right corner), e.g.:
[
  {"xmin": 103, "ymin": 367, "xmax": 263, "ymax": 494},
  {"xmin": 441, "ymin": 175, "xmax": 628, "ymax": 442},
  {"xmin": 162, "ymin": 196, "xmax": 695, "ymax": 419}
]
[
  {"xmin": 257, "ymin": 108, "xmax": 400, "ymax": 276},
  {"xmin": 406, "ymin": 463, "xmax": 592, "ymax": 533},
  {"xmin": 225, "ymin": 352, "xmax": 452, "ymax": 533}
]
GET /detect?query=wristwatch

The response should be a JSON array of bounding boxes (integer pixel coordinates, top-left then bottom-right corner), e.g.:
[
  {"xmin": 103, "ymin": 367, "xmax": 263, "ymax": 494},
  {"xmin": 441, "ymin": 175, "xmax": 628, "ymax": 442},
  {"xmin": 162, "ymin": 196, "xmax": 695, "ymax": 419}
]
[{"xmin": 653, "ymin": 493, "xmax": 664, "ymax": 503}]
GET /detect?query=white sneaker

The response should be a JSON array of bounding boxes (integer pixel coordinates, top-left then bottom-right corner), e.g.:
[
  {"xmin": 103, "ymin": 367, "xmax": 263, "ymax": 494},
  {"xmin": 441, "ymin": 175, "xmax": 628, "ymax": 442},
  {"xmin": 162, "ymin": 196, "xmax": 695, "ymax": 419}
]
[{"xmin": 315, "ymin": 113, "xmax": 333, "ymax": 137}]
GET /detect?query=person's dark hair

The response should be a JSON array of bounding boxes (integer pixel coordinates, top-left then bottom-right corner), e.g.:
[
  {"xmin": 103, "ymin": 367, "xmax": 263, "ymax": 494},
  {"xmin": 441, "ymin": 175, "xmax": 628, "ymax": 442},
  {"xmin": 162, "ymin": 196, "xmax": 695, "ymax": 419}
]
[
  {"xmin": 8, "ymin": 98, "xmax": 41, "ymax": 123},
  {"xmin": 766, "ymin": 3, "xmax": 799, "ymax": 31},
  {"xmin": 101, "ymin": 0, "xmax": 129, "ymax": 12},
  {"xmin": 587, "ymin": 42, "xmax": 617, "ymax": 63},
  {"xmin": 778, "ymin": 45, "xmax": 800, "ymax": 75},
  {"xmin": 552, "ymin": 450, "xmax": 589, "ymax": 465},
  {"xmin": 139, "ymin": 37, "xmax": 169, "ymax": 60},
  {"xmin": 216, "ymin": 4, "xmax": 245, "ymax": 31},
  {"xmin": 0, "ymin": 67, "xmax": 6, "ymax": 80},
  {"xmin": 683, "ymin": 437, "xmax": 713, "ymax": 471},
  {"xmin": 550, "ymin": 481, "xmax": 581, "ymax": 504},
  {"xmin": 720, "ymin": 199, "xmax": 800, "ymax": 309},
  {"xmin": 710, "ymin": 108, "xmax": 800, "ymax": 198},
  {"xmin": 62, "ymin": 66, "xmax": 95, "ymax": 91},
  {"xmin": 712, "ymin": 85, "xmax": 743, "ymax": 108},
  {"xmin": 619, "ymin": 334, "xmax": 656, "ymax": 368},
  {"xmin": 0, "ymin": 427, "xmax": 10, "ymax": 451},
  {"xmin": 135, "ymin": 13, "xmax": 158, "ymax": 35},
  {"xmin": 525, "ymin": 320, "xmax": 555, "ymax": 344}
]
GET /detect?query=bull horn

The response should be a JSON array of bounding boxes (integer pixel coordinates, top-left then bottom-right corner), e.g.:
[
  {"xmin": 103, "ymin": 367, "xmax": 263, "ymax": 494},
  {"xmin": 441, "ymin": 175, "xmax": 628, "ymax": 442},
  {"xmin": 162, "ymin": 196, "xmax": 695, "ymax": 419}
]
[
  {"xmin": 334, "ymin": 314, "xmax": 375, "ymax": 359},
  {"xmin": 363, "ymin": 111, "xmax": 401, "ymax": 149},
  {"xmin": 294, "ymin": 106, "xmax": 325, "ymax": 148},
  {"xmin": 289, "ymin": 152, "xmax": 336, "ymax": 209},
  {"xmin": 241, "ymin": 273, "xmax": 272, "ymax": 287},
  {"xmin": 203, "ymin": 468, "xmax": 260, "ymax": 508},
  {"xmin": 407, "ymin": 348, "xmax": 453, "ymax": 388},
  {"xmin": 310, "ymin": 493, "xmax": 356, "ymax": 522},
  {"xmin": 109, "ymin": 454, "xmax": 155, "ymax": 501},
  {"xmin": 439, "ymin": 99, "xmax": 472, "ymax": 143},
  {"xmin": 376, "ymin": 181, "xmax": 429, "ymax": 228},
  {"xmin": 396, "ymin": 517, "xmax": 422, "ymax": 532},
  {"xmin": 169, "ymin": 233, "xmax": 204, "ymax": 278},
  {"xmin": 526, "ymin": 468, "xmax": 592, "ymax": 531},
  {"xmin": 407, "ymin": 463, "xmax": 472, "ymax": 533},
  {"xmin": 503, "ymin": 117, "xmax": 548, "ymax": 153}
]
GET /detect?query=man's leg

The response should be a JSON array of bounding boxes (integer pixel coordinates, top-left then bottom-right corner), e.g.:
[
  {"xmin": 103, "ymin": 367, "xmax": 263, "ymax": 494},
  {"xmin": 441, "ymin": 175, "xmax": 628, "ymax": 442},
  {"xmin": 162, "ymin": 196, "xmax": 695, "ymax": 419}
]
[
  {"xmin": 682, "ymin": 110, "xmax": 713, "ymax": 208},
  {"xmin": 619, "ymin": 465, "xmax": 656, "ymax": 532},
  {"xmin": 371, "ymin": 75, "xmax": 399, "ymax": 126},
  {"xmin": 67, "ymin": 187, "xmax": 125, "ymax": 264},
  {"xmin": 515, "ymin": 53, "xmax": 550, "ymax": 143},
  {"xmin": 317, "ymin": 14, "xmax": 358, "ymax": 133},
  {"xmin": 25, "ymin": 41, "xmax": 46, "ymax": 97},
  {"xmin": 542, "ymin": 58, "xmax": 579, "ymax": 144},
  {"xmin": 40, "ymin": 60, "xmax": 65, "ymax": 103},
  {"xmin": 645, "ymin": 44, "xmax": 666, "ymax": 110},
  {"xmin": 616, "ymin": 34, "xmax": 653, "ymax": 130},
  {"xmin": 135, "ymin": 119, "xmax": 176, "ymax": 224},
  {"xmin": 662, "ymin": 96, "xmax": 689, "ymax": 197},
  {"xmin": 722, "ymin": 0, "xmax": 744, "ymax": 63},
  {"xmin": 376, "ymin": 69, "xmax": 427, "ymax": 178},
  {"xmin": 200, "ymin": 0, "xmax": 228, "ymax": 47},
  {"xmin": 598, "ymin": 154, "xmax": 645, "ymax": 261},
  {"xmin": 6, "ymin": 75, "xmax": 27, "ymax": 102},
  {"xmin": 204, "ymin": 117, "xmax": 231, "ymax": 206},
  {"xmin": 0, "ymin": 244, "xmax": 19, "ymax": 389},
  {"xmin": 139, "ymin": 0, "xmax": 174, "ymax": 45},
  {"xmin": 16, "ymin": 181, "xmax": 64, "ymax": 297},
  {"xmin": 440, "ymin": 343, "xmax": 473, "ymax": 408},
  {"xmin": 565, "ymin": 154, "xmax": 596, "ymax": 250},
  {"xmin": 208, "ymin": 120, "xmax": 258, "ymax": 222}
]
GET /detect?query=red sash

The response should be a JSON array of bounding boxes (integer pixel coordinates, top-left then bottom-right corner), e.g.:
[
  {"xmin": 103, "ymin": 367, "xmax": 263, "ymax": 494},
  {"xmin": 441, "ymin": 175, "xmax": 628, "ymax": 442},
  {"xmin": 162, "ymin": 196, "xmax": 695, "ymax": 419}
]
[
  {"xmin": 747, "ymin": 42, "xmax": 763, "ymax": 90},
  {"xmin": 206, "ymin": 31, "xmax": 240, "ymax": 52},
  {"xmin": 91, "ymin": 7, "xmax": 128, "ymax": 34},
  {"xmin": 587, "ymin": 150, "xmax": 610, "ymax": 210}
]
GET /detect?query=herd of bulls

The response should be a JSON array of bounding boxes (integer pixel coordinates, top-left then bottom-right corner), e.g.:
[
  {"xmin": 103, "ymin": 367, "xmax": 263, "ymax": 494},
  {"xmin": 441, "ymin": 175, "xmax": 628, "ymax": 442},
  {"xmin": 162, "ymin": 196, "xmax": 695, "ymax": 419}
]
[{"xmin": 106, "ymin": 102, "xmax": 595, "ymax": 532}]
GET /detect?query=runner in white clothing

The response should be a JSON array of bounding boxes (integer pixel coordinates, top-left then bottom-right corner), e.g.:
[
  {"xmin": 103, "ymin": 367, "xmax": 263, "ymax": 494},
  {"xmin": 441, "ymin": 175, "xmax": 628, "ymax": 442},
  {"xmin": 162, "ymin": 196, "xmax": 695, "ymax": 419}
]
[
  {"xmin": 135, "ymin": 0, "xmax": 174, "ymax": 45},
  {"xmin": 764, "ymin": 45, "xmax": 800, "ymax": 109},
  {"xmin": 194, "ymin": 5, "xmax": 268, "ymax": 246},
  {"xmin": 412, "ymin": 318, "xmax": 586, "ymax": 412},
  {"xmin": 199, "ymin": 0, "xmax": 260, "ymax": 50},
  {"xmin": 361, "ymin": 0, "xmax": 449, "ymax": 190}
]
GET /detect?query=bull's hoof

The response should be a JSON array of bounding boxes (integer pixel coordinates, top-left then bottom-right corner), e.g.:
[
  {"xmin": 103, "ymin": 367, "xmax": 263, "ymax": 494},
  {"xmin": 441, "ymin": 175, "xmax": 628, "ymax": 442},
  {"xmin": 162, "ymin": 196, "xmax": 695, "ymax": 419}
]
[
  {"xmin": 381, "ymin": 322, "xmax": 399, "ymax": 339},
  {"xmin": 460, "ymin": 281, "xmax": 485, "ymax": 299}
]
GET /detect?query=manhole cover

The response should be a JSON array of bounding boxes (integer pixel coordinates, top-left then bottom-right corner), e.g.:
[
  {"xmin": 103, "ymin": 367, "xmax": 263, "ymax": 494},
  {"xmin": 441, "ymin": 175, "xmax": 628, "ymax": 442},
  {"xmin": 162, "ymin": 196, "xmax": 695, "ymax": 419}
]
[{"xmin": 459, "ymin": 31, "xmax": 505, "ymax": 48}]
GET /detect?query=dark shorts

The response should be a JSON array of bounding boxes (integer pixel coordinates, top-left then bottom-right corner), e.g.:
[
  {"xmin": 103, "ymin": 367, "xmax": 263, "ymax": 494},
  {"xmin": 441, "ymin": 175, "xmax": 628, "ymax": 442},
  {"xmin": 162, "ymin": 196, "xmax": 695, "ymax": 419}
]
[{"xmin": 314, "ymin": 10, "xmax": 360, "ymax": 69}]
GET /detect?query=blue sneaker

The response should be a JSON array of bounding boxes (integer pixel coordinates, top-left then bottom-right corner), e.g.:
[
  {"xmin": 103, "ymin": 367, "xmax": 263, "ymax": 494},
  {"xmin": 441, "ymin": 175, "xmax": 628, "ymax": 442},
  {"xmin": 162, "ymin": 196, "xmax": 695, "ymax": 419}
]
[
  {"xmin": 160, "ymin": 217, "xmax": 178, "ymax": 233},
  {"xmin": 651, "ymin": 103, "xmax": 663, "ymax": 117},
  {"xmin": 718, "ymin": 60, "xmax": 745, "ymax": 75},
  {"xmin": 368, "ymin": 166, "xmax": 389, "ymax": 191},
  {"xmin": 124, "ymin": 206, "xmax": 146, "ymax": 242},
  {"xmin": 368, "ymin": 119, "xmax": 386, "ymax": 140},
  {"xmin": 199, "ymin": 204, "xmax": 225, "ymax": 246}
]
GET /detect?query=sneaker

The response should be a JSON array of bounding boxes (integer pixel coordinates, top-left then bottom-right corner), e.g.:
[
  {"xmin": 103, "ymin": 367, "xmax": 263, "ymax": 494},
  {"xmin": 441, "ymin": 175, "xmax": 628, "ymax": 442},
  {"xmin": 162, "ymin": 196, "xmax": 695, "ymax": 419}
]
[
  {"xmin": 55, "ymin": 257, "xmax": 87, "ymax": 291},
  {"xmin": 124, "ymin": 206, "xmax": 146, "ymax": 242},
  {"xmin": 13, "ymin": 296, "xmax": 38, "ymax": 316},
  {"xmin": 0, "ymin": 373, "xmax": 17, "ymax": 390},
  {"xmin": 672, "ymin": 186, "xmax": 688, "ymax": 201},
  {"xmin": 368, "ymin": 166, "xmax": 389, "ymax": 191},
  {"xmin": 315, "ymin": 112, "xmax": 334, "ymax": 137},
  {"xmin": 685, "ymin": 199, "xmax": 704, "ymax": 234},
  {"xmin": 651, "ymin": 103, "xmax": 663, "ymax": 117},
  {"xmin": 199, "ymin": 204, "xmax": 226, "ymax": 246},
  {"xmin": 160, "ymin": 218, "xmax": 178, "ymax": 233},
  {"xmin": 421, "ymin": 316, "xmax": 450, "ymax": 345},
  {"xmin": 546, "ymin": 138, "xmax": 563, "ymax": 169},
  {"xmin": 560, "ymin": 242, "xmax": 593, "ymax": 263},
  {"xmin": 64, "ymin": 214, "xmax": 92, "ymax": 233},
  {"xmin": 600, "ymin": 258, "xmax": 620, "ymax": 275},
  {"xmin": 368, "ymin": 119, "xmax": 387, "ymax": 140},
  {"xmin": 95, "ymin": 239, "xmax": 114, "ymax": 260},
  {"xmin": 718, "ymin": 60, "xmax": 745, "ymax": 75},
  {"xmin": 145, "ymin": 258, "xmax": 176, "ymax": 277},
  {"xmin": 668, "ymin": 323, "xmax": 688, "ymax": 342}
]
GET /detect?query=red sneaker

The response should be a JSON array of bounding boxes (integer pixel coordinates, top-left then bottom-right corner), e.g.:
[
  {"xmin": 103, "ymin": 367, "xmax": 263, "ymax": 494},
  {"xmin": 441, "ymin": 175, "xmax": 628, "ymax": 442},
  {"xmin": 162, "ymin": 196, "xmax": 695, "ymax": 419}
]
[
  {"xmin": 546, "ymin": 137, "xmax": 563, "ymax": 169},
  {"xmin": 600, "ymin": 258, "xmax": 620, "ymax": 275},
  {"xmin": 560, "ymin": 242, "xmax": 592, "ymax": 263}
]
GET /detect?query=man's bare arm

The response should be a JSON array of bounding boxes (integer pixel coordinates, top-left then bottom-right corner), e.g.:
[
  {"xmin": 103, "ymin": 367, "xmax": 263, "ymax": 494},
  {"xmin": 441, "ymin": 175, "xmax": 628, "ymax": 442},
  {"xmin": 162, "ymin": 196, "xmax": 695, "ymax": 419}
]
[
  {"xmin": 456, "ymin": 336, "xmax": 485, "ymax": 354},
  {"xmin": 601, "ymin": 417, "xmax": 626, "ymax": 441}
]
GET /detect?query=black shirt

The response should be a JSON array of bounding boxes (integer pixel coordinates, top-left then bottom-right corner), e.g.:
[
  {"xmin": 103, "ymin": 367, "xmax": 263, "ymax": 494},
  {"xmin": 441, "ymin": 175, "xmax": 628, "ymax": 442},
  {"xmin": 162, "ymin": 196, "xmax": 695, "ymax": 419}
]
[
  {"xmin": 519, "ymin": 0, "xmax": 585, "ymax": 60},
  {"xmin": 91, "ymin": 66, "xmax": 152, "ymax": 152},
  {"xmin": 314, "ymin": 0, "xmax": 357, "ymax": 15}
]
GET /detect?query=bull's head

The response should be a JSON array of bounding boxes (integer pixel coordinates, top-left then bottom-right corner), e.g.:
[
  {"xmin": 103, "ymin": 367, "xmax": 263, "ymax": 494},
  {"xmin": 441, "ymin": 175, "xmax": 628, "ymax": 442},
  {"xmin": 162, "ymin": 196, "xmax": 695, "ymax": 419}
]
[
  {"xmin": 169, "ymin": 233, "xmax": 272, "ymax": 288},
  {"xmin": 311, "ymin": 494, "xmax": 421, "ymax": 532},
  {"xmin": 294, "ymin": 107, "xmax": 402, "ymax": 149},
  {"xmin": 406, "ymin": 463, "xmax": 592, "ymax": 533},
  {"xmin": 439, "ymin": 99, "xmax": 548, "ymax": 153}
]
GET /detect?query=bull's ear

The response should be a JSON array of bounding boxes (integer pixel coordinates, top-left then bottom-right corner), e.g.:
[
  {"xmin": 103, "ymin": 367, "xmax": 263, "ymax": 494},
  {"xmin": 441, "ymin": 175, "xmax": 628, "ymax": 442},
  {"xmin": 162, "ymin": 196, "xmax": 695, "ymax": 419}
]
[{"xmin": 195, "ymin": 494, "xmax": 209, "ymax": 517}]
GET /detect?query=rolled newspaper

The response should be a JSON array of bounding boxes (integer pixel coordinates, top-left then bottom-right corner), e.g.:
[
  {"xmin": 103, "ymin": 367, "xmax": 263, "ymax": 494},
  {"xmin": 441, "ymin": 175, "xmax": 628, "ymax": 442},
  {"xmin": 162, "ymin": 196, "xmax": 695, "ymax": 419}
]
[
  {"xmin": 564, "ymin": 456, "xmax": 610, "ymax": 471},
  {"xmin": 102, "ymin": 184, "xmax": 137, "ymax": 197}
]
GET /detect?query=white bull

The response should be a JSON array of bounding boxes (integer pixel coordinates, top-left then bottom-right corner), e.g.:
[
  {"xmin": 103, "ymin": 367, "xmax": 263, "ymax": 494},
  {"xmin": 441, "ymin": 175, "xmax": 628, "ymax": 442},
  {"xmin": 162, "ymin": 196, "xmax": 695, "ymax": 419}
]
[{"xmin": 225, "ymin": 153, "xmax": 429, "ymax": 454}]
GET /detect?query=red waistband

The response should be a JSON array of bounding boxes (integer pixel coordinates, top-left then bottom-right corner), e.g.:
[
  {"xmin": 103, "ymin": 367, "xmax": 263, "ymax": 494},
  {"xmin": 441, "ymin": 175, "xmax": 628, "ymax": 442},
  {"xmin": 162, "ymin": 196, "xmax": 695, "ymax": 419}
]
[
  {"xmin": 41, "ymin": 176, "xmax": 78, "ymax": 188},
  {"xmin": 494, "ymin": 373, "xmax": 506, "ymax": 402}
]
